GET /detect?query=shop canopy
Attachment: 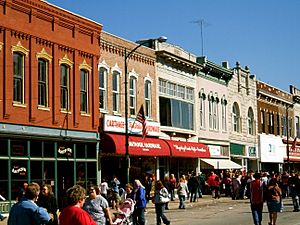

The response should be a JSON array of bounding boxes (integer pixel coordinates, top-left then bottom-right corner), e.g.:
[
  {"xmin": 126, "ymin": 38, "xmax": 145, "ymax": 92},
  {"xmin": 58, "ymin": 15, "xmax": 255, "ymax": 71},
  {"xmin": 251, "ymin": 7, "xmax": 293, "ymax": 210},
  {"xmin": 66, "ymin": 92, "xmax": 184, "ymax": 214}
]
[
  {"xmin": 201, "ymin": 158, "xmax": 242, "ymax": 170},
  {"xmin": 100, "ymin": 133, "xmax": 171, "ymax": 156},
  {"xmin": 164, "ymin": 140, "xmax": 210, "ymax": 158}
]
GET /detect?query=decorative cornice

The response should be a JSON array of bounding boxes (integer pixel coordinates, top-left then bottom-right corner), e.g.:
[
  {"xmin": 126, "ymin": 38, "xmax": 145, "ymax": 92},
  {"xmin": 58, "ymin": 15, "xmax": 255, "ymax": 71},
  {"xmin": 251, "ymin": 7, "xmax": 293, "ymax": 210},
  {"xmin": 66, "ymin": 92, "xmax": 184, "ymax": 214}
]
[
  {"xmin": 36, "ymin": 48, "xmax": 52, "ymax": 62},
  {"xmin": 59, "ymin": 54, "xmax": 73, "ymax": 68},
  {"xmin": 11, "ymin": 41, "xmax": 29, "ymax": 56},
  {"xmin": 79, "ymin": 59, "xmax": 92, "ymax": 72}
]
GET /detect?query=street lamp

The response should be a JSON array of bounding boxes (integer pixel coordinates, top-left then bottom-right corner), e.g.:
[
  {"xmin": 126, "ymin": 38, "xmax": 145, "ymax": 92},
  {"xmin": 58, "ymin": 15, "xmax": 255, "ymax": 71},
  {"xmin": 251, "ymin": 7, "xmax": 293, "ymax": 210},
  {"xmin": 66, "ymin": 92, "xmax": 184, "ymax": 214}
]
[
  {"xmin": 286, "ymin": 103, "xmax": 294, "ymax": 174},
  {"xmin": 124, "ymin": 36, "xmax": 167, "ymax": 183}
]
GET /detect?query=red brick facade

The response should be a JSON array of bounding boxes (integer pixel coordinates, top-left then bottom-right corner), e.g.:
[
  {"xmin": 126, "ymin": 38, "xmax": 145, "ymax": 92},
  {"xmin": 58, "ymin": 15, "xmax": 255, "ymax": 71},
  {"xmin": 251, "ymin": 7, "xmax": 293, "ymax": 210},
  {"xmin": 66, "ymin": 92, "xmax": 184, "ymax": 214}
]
[{"xmin": 0, "ymin": 0, "xmax": 102, "ymax": 132}]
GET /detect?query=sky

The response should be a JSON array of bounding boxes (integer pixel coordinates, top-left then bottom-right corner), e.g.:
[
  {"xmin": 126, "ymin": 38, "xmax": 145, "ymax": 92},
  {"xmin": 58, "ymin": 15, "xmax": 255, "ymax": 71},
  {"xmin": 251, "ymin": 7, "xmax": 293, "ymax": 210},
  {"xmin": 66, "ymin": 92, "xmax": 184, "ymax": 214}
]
[{"xmin": 47, "ymin": 0, "xmax": 300, "ymax": 92}]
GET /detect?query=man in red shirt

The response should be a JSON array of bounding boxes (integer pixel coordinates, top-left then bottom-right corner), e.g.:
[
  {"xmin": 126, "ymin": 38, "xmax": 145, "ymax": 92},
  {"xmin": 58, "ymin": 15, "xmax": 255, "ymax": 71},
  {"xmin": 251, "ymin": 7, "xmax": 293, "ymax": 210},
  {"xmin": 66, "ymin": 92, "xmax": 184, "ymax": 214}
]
[
  {"xmin": 250, "ymin": 172, "xmax": 265, "ymax": 225},
  {"xmin": 207, "ymin": 171, "xmax": 220, "ymax": 199}
]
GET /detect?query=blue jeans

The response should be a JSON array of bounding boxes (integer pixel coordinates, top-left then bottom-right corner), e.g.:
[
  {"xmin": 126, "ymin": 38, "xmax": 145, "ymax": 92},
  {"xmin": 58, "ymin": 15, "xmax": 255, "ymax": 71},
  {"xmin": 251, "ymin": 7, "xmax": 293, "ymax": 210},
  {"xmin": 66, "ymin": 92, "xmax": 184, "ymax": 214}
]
[
  {"xmin": 155, "ymin": 203, "xmax": 170, "ymax": 225},
  {"xmin": 251, "ymin": 203, "xmax": 263, "ymax": 225},
  {"xmin": 178, "ymin": 195, "xmax": 186, "ymax": 209},
  {"xmin": 133, "ymin": 208, "xmax": 145, "ymax": 225}
]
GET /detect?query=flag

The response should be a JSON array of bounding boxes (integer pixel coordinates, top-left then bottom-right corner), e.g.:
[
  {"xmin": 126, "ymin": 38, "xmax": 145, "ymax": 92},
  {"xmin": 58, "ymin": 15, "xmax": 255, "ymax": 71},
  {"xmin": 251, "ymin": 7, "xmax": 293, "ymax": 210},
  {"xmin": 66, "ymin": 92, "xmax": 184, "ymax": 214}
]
[
  {"xmin": 136, "ymin": 105, "xmax": 148, "ymax": 139},
  {"xmin": 291, "ymin": 137, "xmax": 297, "ymax": 150}
]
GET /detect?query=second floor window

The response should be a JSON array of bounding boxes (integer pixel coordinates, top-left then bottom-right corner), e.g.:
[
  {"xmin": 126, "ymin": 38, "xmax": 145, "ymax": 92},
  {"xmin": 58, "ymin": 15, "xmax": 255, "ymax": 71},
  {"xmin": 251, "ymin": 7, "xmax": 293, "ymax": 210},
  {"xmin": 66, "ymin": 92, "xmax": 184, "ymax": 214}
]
[
  {"xmin": 13, "ymin": 52, "xmax": 25, "ymax": 103},
  {"xmin": 268, "ymin": 112, "xmax": 274, "ymax": 134},
  {"xmin": 221, "ymin": 99, "xmax": 227, "ymax": 131},
  {"xmin": 129, "ymin": 76, "xmax": 137, "ymax": 115},
  {"xmin": 199, "ymin": 93, "xmax": 205, "ymax": 129},
  {"xmin": 112, "ymin": 71, "xmax": 120, "ymax": 112},
  {"xmin": 248, "ymin": 108, "xmax": 254, "ymax": 135},
  {"xmin": 99, "ymin": 67, "xmax": 107, "ymax": 110},
  {"xmin": 261, "ymin": 110, "xmax": 265, "ymax": 133},
  {"xmin": 60, "ymin": 64, "xmax": 70, "ymax": 110},
  {"xmin": 145, "ymin": 80, "xmax": 152, "ymax": 118},
  {"xmin": 232, "ymin": 103, "xmax": 240, "ymax": 132},
  {"xmin": 80, "ymin": 69, "xmax": 88, "ymax": 113},
  {"xmin": 38, "ymin": 59, "xmax": 48, "ymax": 107},
  {"xmin": 296, "ymin": 116, "xmax": 300, "ymax": 138}
]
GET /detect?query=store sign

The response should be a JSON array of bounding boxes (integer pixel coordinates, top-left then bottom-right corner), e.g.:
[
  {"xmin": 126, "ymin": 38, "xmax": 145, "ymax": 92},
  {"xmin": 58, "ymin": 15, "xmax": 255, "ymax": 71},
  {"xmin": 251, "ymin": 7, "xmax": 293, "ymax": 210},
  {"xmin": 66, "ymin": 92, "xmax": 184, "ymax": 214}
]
[
  {"xmin": 58, "ymin": 147, "xmax": 72, "ymax": 157},
  {"xmin": 248, "ymin": 146, "xmax": 257, "ymax": 157},
  {"xmin": 12, "ymin": 166, "xmax": 26, "ymax": 176},
  {"xmin": 259, "ymin": 134, "xmax": 284, "ymax": 163},
  {"xmin": 104, "ymin": 114, "xmax": 160, "ymax": 136},
  {"xmin": 208, "ymin": 145, "xmax": 221, "ymax": 156},
  {"xmin": 290, "ymin": 146, "xmax": 300, "ymax": 156}
]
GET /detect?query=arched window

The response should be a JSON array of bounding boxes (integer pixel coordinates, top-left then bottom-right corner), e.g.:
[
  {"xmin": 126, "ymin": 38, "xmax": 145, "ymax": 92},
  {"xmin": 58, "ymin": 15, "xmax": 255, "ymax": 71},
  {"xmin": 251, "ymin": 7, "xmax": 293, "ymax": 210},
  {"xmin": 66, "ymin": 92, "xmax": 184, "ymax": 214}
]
[
  {"xmin": 221, "ymin": 97, "xmax": 227, "ymax": 131},
  {"xmin": 199, "ymin": 91, "xmax": 206, "ymax": 129},
  {"xmin": 232, "ymin": 102, "xmax": 241, "ymax": 132},
  {"xmin": 248, "ymin": 107, "xmax": 254, "ymax": 135}
]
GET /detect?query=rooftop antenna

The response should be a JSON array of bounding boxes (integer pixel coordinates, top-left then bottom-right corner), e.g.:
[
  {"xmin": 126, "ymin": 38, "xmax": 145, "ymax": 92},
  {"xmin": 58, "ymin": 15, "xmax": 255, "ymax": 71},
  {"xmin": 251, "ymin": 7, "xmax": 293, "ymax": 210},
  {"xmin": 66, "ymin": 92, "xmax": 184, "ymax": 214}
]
[{"xmin": 190, "ymin": 19, "xmax": 210, "ymax": 56}]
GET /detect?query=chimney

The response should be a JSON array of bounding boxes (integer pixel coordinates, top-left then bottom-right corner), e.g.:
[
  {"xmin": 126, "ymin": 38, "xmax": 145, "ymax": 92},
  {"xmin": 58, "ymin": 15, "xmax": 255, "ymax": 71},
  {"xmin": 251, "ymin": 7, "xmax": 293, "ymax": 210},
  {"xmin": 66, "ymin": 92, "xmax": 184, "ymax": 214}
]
[{"xmin": 222, "ymin": 61, "xmax": 229, "ymax": 69}]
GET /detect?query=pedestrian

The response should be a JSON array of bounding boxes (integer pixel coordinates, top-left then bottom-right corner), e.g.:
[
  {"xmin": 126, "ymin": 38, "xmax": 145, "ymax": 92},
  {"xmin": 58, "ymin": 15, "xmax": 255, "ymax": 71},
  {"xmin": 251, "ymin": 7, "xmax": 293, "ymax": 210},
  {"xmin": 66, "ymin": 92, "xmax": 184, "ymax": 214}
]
[
  {"xmin": 36, "ymin": 184, "xmax": 58, "ymax": 225},
  {"xmin": 144, "ymin": 175, "xmax": 153, "ymax": 202},
  {"xmin": 132, "ymin": 179, "xmax": 147, "ymax": 225},
  {"xmin": 162, "ymin": 176, "xmax": 171, "ymax": 209},
  {"xmin": 110, "ymin": 176, "xmax": 121, "ymax": 210},
  {"xmin": 153, "ymin": 180, "xmax": 170, "ymax": 225},
  {"xmin": 8, "ymin": 182, "xmax": 50, "ymax": 225},
  {"xmin": 177, "ymin": 177, "xmax": 189, "ymax": 209},
  {"xmin": 83, "ymin": 185, "xmax": 113, "ymax": 225},
  {"xmin": 100, "ymin": 178, "xmax": 109, "ymax": 200},
  {"xmin": 59, "ymin": 185, "xmax": 97, "ymax": 225},
  {"xmin": 249, "ymin": 172, "xmax": 265, "ymax": 225},
  {"xmin": 120, "ymin": 183, "xmax": 134, "ymax": 203},
  {"xmin": 207, "ymin": 171, "xmax": 220, "ymax": 199},
  {"xmin": 169, "ymin": 174, "xmax": 176, "ymax": 201},
  {"xmin": 288, "ymin": 172, "xmax": 300, "ymax": 212},
  {"xmin": 188, "ymin": 172, "xmax": 199, "ymax": 202},
  {"xmin": 266, "ymin": 178, "xmax": 282, "ymax": 225}
]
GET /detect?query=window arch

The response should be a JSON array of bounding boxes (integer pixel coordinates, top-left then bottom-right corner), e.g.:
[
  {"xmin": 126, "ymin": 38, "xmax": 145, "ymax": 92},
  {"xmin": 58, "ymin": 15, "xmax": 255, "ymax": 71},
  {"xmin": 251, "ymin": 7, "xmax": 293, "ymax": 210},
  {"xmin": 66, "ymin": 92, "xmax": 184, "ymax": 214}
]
[
  {"xmin": 232, "ymin": 102, "xmax": 241, "ymax": 132},
  {"xmin": 248, "ymin": 107, "xmax": 254, "ymax": 135}
]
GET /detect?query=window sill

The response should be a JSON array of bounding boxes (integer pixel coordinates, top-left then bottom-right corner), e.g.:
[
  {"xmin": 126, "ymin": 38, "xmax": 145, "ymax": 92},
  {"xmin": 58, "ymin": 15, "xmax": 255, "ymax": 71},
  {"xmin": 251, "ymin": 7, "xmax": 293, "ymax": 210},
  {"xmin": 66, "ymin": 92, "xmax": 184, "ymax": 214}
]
[
  {"xmin": 37, "ymin": 106, "xmax": 51, "ymax": 111},
  {"xmin": 13, "ymin": 102, "xmax": 27, "ymax": 108},
  {"xmin": 80, "ymin": 112, "xmax": 90, "ymax": 117},
  {"xmin": 60, "ymin": 110, "xmax": 72, "ymax": 114}
]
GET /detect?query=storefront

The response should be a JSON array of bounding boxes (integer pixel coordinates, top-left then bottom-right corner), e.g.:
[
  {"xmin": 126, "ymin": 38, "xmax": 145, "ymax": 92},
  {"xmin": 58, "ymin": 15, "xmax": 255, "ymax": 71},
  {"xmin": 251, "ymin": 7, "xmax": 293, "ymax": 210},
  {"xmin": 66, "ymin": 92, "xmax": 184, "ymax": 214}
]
[
  {"xmin": 283, "ymin": 138, "xmax": 300, "ymax": 172},
  {"xmin": 259, "ymin": 134, "xmax": 285, "ymax": 172},
  {"xmin": 0, "ymin": 123, "xmax": 99, "ymax": 211}
]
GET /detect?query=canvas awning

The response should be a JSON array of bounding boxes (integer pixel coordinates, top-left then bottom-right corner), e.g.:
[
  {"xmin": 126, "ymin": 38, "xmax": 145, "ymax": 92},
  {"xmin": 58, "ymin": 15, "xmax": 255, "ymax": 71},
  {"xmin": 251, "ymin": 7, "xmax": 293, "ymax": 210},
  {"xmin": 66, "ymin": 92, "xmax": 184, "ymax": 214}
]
[{"xmin": 201, "ymin": 158, "xmax": 242, "ymax": 169}]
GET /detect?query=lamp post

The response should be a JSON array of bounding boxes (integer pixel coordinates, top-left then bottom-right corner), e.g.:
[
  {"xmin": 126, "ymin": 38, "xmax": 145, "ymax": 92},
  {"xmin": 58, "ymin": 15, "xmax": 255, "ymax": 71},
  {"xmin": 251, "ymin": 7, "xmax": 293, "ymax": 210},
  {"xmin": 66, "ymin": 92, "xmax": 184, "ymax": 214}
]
[
  {"xmin": 124, "ymin": 36, "xmax": 167, "ymax": 183},
  {"xmin": 286, "ymin": 105, "xmax": 290, "ymax": 174}
]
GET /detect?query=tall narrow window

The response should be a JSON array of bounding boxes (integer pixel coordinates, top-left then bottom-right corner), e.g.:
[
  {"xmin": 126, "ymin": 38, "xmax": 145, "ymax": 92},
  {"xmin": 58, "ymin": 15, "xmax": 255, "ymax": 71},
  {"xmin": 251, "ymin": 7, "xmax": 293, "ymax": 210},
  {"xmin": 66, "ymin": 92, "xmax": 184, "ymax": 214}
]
[
  {"xmin": 199, "ymin": 93, "xmax": 205, "ymax": 129},
  {"xmin": 112, "ymin": 71, "xmax": 120, "ymax": 112},
  {"xmin": 129, "ymin": 76, "xmax": 137, "ymax": 115},
  {"xmin": 221, "ymin": 98, "xmax": 227, "ymax": 131},
  {"xmin": 232, "ymin": 102, "xmax": 240, "ymax": 132},
  {"xmin": 268, "ymin": 112, "xmax": 274, "ymax": 134},
  {"xmin": 209, "ymin": 96, "xmax": 213, "ymax": 129},
  {"xmin": 13, "ymin": 52, "xmax": 24, "ymax": 103},
  {"xmin": 38, "ymin": 59, "xmax": 48, "ymax": 107},
  {"xmin": 281, "ymin": 116, "xmax": 286, "ymax": 136},
  {"xmin": 248, "ymin": 108, "xmax": 254, "ymax": 135},
  {"xmin": 99, "ymin": 67, "xmax": 107, "ymax": 110},
  {"xmin": 145, "ymin": 80, "xmax": 152, "ymax": 118},
  {"xmin": 60, "ymin": 64, "xmax": 70, "ymax": 110},
  {"xmin": 80, "ymin": 69, "xmax": 88, "ymax": 113},
  {"xmin": 261, "ymin": 110, "xmax": 265, "ymax": 133}
]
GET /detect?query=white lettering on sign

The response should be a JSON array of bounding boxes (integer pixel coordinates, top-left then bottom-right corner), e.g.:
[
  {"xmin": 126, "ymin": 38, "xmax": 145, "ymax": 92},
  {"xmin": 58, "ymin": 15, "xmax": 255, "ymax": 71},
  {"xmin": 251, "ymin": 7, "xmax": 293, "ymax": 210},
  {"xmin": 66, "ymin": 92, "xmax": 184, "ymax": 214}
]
[
  {"xmin": 12, "ymin": 167, "xmax": 26, "ymax": 174},
  {"xmin": 104, "ymin": 115, "xmax": 161, "ymax": 136},
  {"xmin": 58, "ymin": 148, "xmax": 72, "ymax": 155},
  {"xmin": 173, "ymin": 144, "xmax": 207, "ymax": 153},
  {"xmin": 129, "ymin": 141, "xmax": 161, "ymax": 151}
]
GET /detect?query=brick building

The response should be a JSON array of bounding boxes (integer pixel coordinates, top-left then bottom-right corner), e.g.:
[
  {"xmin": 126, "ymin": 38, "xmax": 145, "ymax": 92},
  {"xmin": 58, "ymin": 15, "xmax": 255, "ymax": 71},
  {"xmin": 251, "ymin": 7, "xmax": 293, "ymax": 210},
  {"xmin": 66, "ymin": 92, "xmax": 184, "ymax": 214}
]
[{"xmin": 0, "ymin": 0, "xmax": 101, "ymax": 209}]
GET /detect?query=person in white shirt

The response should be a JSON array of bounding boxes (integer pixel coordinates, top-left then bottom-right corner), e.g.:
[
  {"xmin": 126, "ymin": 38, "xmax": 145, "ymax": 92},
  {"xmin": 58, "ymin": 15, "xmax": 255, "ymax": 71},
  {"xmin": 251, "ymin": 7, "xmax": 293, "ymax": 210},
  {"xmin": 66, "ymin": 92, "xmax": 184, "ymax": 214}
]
[{"xmin": 100, "ymin": 179, "xmax": 109, "ymax": 200}]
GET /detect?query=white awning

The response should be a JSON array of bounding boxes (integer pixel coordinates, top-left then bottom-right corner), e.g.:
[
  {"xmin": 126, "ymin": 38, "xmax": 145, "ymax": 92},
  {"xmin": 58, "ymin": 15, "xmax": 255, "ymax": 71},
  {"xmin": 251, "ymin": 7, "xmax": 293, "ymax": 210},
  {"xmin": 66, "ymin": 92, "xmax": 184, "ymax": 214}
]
[{"xmin": 201, "ymin": 158, "xmax": 242, "ymax": 169}]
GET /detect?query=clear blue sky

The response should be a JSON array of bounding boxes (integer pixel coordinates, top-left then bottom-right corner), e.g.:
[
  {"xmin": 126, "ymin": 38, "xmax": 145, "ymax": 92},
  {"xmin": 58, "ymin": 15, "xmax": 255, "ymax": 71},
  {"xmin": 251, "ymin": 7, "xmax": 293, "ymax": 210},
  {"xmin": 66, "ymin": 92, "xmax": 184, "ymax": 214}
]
[{"xmin": 48, "ymin": 0, "xmax": 300, "ymax": 92}]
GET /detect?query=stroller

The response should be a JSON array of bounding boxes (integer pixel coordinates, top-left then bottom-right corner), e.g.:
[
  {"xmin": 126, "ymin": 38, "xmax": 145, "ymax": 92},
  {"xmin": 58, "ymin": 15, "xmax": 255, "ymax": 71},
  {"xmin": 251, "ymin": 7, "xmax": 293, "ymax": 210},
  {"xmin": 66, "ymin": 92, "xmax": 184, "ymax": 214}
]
[{"xmin": 112, "ymin": 198, "xmax": 135, "ymax": 225}]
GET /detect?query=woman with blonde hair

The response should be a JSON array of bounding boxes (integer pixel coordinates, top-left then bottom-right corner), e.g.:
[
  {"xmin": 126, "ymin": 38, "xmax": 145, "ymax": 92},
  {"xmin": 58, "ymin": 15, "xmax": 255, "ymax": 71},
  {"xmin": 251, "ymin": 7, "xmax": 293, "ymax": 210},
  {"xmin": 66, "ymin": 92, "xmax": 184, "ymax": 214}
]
[
  {"xmin": 133, "ymin": 179, "xmax": 147, "ymax": 225},
  {"xmin": 153, "ymin": 180, "xmax": 170, "ymax": 225}
]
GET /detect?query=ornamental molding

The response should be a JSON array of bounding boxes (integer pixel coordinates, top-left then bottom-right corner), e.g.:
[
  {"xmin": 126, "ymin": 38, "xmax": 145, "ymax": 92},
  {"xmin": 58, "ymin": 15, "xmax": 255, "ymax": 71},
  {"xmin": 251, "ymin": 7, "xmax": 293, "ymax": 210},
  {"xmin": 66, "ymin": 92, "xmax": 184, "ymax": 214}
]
[
  {"xmin": 36, "ymin": 48, "xmax": 53, "ymax": 62},
  {"xmin": 79, "ymin": 59, "xmax": 92, "ymax": 72},
  {"xmin": 11, "ymin": 41, "xmax": 29, "ymax": 56},
  {"xmin": 59, "ymin": 54, "xmax": 73, "ymax": 68}
]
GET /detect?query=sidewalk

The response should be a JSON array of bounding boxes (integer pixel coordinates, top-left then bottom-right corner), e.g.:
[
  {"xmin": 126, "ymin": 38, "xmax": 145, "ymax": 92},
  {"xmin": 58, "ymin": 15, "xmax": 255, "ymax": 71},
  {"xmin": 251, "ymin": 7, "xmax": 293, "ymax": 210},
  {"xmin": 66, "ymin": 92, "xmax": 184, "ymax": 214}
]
[
  {"xmin": 144, "ymin": 195, "xmax": 239, "ymax": 214},
  {"xmin": 0, "ymin": 195, "xmax": 241, "ymax": 225}
]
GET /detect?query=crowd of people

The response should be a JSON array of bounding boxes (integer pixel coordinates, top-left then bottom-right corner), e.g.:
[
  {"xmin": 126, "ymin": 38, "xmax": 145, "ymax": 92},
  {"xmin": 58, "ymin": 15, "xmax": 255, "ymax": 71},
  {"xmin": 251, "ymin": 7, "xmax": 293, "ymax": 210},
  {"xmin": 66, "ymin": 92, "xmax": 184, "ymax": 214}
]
[{"xmin": 4, "ymin": 169, "xmax": 300, "ymax": 225}]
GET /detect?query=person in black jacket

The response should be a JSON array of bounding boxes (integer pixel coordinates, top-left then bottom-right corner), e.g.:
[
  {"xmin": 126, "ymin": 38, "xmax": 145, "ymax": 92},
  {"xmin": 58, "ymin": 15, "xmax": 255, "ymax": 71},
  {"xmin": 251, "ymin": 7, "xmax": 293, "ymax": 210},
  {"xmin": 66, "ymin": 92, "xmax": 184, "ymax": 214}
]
[
  {"xmin": 289, "ymin": 172, "xmax": 300, "ymax": 212},
  {"xmin": 37, "ymin": 184, "xmax": 58, "ymax": 225},
  {"xmin": 188, "ymin": 172, "xmax": 200, "ymax": 202}
]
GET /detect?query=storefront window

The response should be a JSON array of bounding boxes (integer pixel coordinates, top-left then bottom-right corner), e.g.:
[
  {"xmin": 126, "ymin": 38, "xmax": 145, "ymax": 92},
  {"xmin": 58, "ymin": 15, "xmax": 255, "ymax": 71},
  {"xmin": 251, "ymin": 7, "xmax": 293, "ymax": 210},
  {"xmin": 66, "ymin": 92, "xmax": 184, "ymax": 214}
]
[
  {"xmin": 76, "ymin": 143, "xmax": 86, "ymax": 158},
  {"xmin": 44, "ymin": 141, "xmax": 55, "ymax": 158},
  {"xmin": 30, "ymin": 140, "xmax": 43, "ymax": 157},
  {"xmin": 57, "ymin": 142, "xmax": 73, "ymax": 159},
  {"xmin": 11, "ymin": 140, "xmax": 27, "ymax": 156},
  {"xmin": 0, "ymin": 160, "xmax": 8, "ymax": 199},
  {"xmin": 87, "ymin": 143, "xmax": 96, "ymax": 159},
  {"xmin": 11, "ymin": 160, "xmax": 28, "ymax": 201},
  {"xmin": 0, "ymin": 139, "xmax": 8, "ymax": 156},
  {"xmin": 31, "ymin": 160, "xmax": 43, "ymax": 184}
]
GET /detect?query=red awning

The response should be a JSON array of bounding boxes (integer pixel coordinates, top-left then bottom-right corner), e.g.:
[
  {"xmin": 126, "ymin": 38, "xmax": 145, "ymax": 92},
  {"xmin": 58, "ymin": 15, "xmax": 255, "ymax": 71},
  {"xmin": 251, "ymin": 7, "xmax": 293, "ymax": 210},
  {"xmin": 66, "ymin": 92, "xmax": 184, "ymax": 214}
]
[
  {"xmin": 100, "ymin": 133, "xmax": 171, "ymax": 156},
  {"xmin": 164, "ymin": 140, "xmax": 210, "ymax": 158}
]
